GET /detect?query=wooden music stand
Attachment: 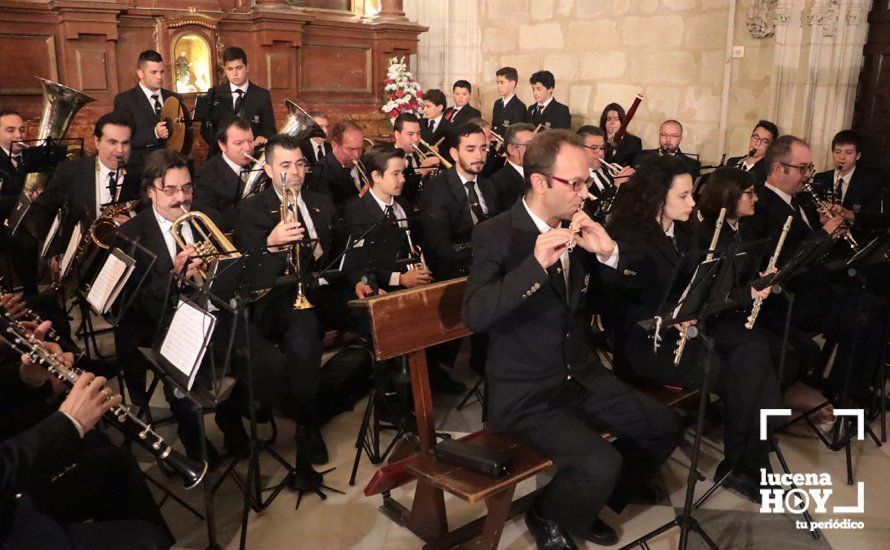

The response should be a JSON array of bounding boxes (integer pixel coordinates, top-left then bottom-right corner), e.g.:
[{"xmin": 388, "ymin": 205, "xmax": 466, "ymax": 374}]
[{"xmin": 351, "ymin": 277, "xmax": 553, "ymax": 549}]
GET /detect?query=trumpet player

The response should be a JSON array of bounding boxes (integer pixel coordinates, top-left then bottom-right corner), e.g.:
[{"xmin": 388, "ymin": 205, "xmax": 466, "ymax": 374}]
[
  {"xmin": 304, "ymin": 120, "xmax": 365, "ymax": 209},
  {"xmin": 0, "ymin": 109, "xmax": 26, "ymax": 219},
  {"xmin": 490, "ymin": 122, "xmax": 534, "ymax": 211},
  {"xmin": 235, "ymin": 133, "xmax": 334, "ymax": 466},
  {"xmin": 393, "ymin": 112, "xmax": 440, "ymax": 206},
  {"xmin": 193, "ymin": 116, "xmax": 256, "ymax": 230}
]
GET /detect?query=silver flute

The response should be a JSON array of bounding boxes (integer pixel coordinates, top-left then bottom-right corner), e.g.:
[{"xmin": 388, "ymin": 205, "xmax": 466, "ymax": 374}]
[{"xmin": 745, "ymin": 215, "xmax": 792, "ymax": 329}]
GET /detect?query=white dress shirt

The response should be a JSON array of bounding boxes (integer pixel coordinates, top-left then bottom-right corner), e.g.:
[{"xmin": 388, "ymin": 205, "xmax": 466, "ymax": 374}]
[
  {"xmin": 535, "ymin": 96, "xmax": 554, "ymax": 112},
  {"xmin": 95, "ymin": 158, "xmax": 120, "ymax": 216},
  {"xmin": 139, "ymin": 82, "xmax": 163, "ymax": 139},
  {"xmin": 154, "ymin": 206, "xmax": 194, "ymax": 262},
  {"xmin": 507, "ymin": 159, "xmax": 524, "ymax": 178},
  {"xmin": 368, "ymin": 188, "xmax": 409, "ymax": 286},
  {"xmin": 501, "ymin": 94, "xmax": 515, "ymax": 109},
  {"xmin": 835, "ymin": 167, "xmax": 855, "ymax": 202},
  {"xmin": 230, "ymin": 82, "xmax": 249, "ymax": 111},
  {"xmin": 221, "ymin": 151, "xmax": 247, "ymax": 179},
  {"xmin": 276, "ymin": 189, "xmax": 323, "ymax": 260},
  {"xmin": 427, "ymin": 115, "xmax": 443, "ymax": 134}
]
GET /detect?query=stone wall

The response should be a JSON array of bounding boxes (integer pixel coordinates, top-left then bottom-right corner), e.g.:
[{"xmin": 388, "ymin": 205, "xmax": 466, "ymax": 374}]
[{"xmin": 406, "ymin": 0, "xmax": 871, "ymax": 168}]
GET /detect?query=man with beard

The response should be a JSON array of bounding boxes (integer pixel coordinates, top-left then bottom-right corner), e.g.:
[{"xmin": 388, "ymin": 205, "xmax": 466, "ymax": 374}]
[{"xmin": 633, "ymin": 120, "xmax": 700, "ymax": 179}]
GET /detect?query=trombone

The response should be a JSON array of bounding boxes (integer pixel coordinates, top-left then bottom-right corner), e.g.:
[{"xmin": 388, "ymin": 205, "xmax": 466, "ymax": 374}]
[{"xmin": 279, "ymin": 176, "xmax": 313, "ymax": 310}]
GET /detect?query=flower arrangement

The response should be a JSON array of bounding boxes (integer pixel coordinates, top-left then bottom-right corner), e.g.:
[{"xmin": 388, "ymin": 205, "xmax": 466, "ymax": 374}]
[{"xmin": 381, "ymin": 57, "xmax": 424, "ymax": 123}]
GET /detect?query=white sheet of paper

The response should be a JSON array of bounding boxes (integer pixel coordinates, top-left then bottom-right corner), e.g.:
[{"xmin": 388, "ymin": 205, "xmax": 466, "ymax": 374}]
[
  {"xmin": 40, "ymin": 212, "xmax": 62, "ymax": 259},
  {"xmin": 160, "ymin": 300, "xmax": 216, "ymax": 390},
  {"xmin": 59, "ymin": 224, "xmax": 82, "ymax": 280},
  {"xmin": 87, "ymin": 250, "xmax": 135, "ymax": 314}
]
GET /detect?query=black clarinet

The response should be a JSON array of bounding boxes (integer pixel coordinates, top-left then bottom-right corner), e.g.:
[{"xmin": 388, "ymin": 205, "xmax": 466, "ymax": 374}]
[{"xmin": 0, "ymin": 311, "xmax": 207, "ymax": 489}]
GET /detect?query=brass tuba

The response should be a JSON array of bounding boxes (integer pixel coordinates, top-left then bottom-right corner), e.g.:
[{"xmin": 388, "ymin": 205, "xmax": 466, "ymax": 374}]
[
  {"xmin": 241, "ymin": 100, "xmax": 326, "ymax": 199},
  {"xmin": 171, "ymin": 210, "xmax": 241, "ymax": 281},
  {"xmin": 23, "ymin": 78, "xmax": 95, "ymax": 195}
]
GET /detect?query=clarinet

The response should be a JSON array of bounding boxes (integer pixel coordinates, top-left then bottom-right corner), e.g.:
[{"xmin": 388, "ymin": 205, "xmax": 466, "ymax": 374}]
[
  {"xmin": 745, "ymin": 215, "xmax": 792, "ymax": 329},
  {"xmin": 0, "ymin": 311, "xmax": 207, "ymax": 489},
  {"xmin": 673, "ymin": 207, "xmax": 726, "ymax": 366},
  {"xmin": 801, "ymin": 180, "xmax": 859, "ymax": 251}
]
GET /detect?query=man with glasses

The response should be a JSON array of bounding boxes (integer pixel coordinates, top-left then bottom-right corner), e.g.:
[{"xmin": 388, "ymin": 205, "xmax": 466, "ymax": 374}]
[
  {"xmin": 463, "ymin": 129, "xmax": 680, "ymax": 549},
  {"xmin": 305, "ymin": 120, "xmax": 366, "ymax": 209},
  {"xmin": 634, "ymin": 119, "xmax": 700, "ymax": 179},
  {"xmin": 577, "ymin": 126, "xmax": 635, "ymax": 214},
  {"xmin": 491, "ymin": 122, "xmax": 535, "ymax": 211},
  {"xmin": 726, "ymin": 120, "xmax": 778, "ymax": 187}
]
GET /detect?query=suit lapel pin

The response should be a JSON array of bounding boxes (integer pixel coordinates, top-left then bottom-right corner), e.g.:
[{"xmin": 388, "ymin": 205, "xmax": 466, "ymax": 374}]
[
  {"xmin": 545, "ymin": 122, "xmax": 552, "ymax": 129},
  {"xmin": 253, "ymin": 115, "xmax": 260, "ymax": 124}
]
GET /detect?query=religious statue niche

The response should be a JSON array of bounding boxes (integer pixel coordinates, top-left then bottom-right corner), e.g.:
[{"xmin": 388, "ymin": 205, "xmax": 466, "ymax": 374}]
[{"xmin": 171, "ymin": 34, "xmax": 212, "ymax": 94}]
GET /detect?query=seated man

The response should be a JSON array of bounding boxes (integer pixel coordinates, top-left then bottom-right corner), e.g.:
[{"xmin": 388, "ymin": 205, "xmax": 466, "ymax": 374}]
[
  {"xmin": 633, "ymin": 119, "xmax": 700, "ymax": 179},
  {"xmin": 304, "ymin": 121, "xmax": 365, "ymax": 209},
  {"xmin": 577, "ymin": 125, "xmax": 634, "ymax": 220},
  {"xmin": 490, "ymin": 122, "xmax": 535, "ymax": 211},
  {"xmin": 462, "ymin": 129, "xmax": 680, "ymax": 549}
]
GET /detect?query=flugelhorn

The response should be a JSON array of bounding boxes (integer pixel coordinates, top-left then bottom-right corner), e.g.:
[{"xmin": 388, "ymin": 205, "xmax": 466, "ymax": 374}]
[
  {"xmin": 279, "ymin": 180, "xmax": 313, "ymax": 310},
  {"xmin": 0, "ymin": 310, "xmax": 207, "ymax": 489},
  {"xmin": 171, "ymin": 210, "xmax": 241, "ymax": 281}
]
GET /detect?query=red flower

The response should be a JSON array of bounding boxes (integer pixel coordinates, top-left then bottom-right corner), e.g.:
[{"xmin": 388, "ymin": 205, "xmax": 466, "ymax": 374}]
[{"xmin": 395, "ymin": 90, "xmax": 404, "ymax": 98}]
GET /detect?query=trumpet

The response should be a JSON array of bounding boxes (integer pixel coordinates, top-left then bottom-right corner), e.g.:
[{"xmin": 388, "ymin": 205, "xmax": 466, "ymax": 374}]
[
  {"xmin": 0, "ymin": 310, "xmax": 207, "ymax": 489},
  {"xmin": 171, "ymin": 210, "xmax": 241, "ymax": 281},
  {"xmin": 405, "ymin": 227, "xmax": 428, "ymax": 272},
  {"xmin": 599, "ymin": 159, "xmax": 625, "ymax": 177},
  {"xmin": 414, "ymin": 137, "xmax": 453, "ymax": 170},
  {"xmin": 489, "ymin": 129, "xmax": 505, "ymax": 147},
  {"xmin": 279, "ymin": 178, "xmax": 313, "ymax": 310},
  {"xmin": 355, "ymin": 159, "xmax": 372, "ymax": 197}
]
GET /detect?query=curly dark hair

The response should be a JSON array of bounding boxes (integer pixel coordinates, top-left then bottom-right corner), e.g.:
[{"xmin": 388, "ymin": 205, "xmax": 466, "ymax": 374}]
[
  {"xmin": 697, "ymin": 167, "xmax": 754, "ymax": 222},
  {"xmin": 607, "ymin": 155, "xmax": 692, "ymax": 235}
]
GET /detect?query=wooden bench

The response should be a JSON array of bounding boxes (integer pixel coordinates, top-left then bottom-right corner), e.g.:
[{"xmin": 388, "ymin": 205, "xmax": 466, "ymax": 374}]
[{"xmin": 352, "ymin": 278, "xmax": 554, "ymax": 549}]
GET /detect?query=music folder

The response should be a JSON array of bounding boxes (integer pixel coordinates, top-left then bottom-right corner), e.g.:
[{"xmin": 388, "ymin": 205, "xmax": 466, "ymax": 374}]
[
  {"xmin": 159, "ymin": 298, "xmax": 216, "ymax": 391},
  {"xmin": 87, "ymin": 248, "xmax": 136, "ymax": 315},
  {"xmin": 40, "ymin": 211, "xmax": 62, "ymax": 260}
]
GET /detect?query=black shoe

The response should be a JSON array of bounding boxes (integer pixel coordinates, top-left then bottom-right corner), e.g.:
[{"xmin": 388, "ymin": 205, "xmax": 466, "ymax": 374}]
[
  {"xmin": 524, "ymin": 509, "xmax": 578, "ymax": 550},
  {"xmin": 715, "ymin": 459, "xmax": 761, "ymax": 504},
  {"xmin": 297, "ymin": 425, "xmax": 329, "ymax": 465},
  {"xmin": 580, "ymin": 518, "xmax": 619, "ymax": 546},
  {"xmin": 287, "ymin": 465, "xmax": 324, "ymax": 491},
  {"xmin": 429, "ymin": 366, "xmax": 466, "ymax": 394}
]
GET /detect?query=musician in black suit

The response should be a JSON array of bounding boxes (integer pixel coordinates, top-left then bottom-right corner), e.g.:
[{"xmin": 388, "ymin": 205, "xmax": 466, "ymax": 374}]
[
  {"xmin": 463, "ymin": 130, "xmax": 680, "ymax": 548},
  {"xmin": 392, "ymin": 112, "xmax": 439, "ymax": 208},
  {"xmin": 577, "ymin": 125, "xmax": 635, "ymax": 221},
  {"xmin": 193, "ymin": 117, "xmax": 256, "ymax": 231},
  {"xmin": 811, "ymin": 130, "xmax": 887, "ymax": 237},
  {"xmin": 0, "ymin": 109, "xmax": 26, "ymax": 221},
  {"xmin": 600, "ymin": 102, "xmax": 643, "ymax": 167},
  {"xmin": 490, "ymin": 122, "xmax": 534, "ymax": 211},
  {"xmin": 527, "ymin": 70, "xmax": 571, "ymax": 130},
  {"xmin": 304, "ymin": 120, "xmax": 365, "ymax": 209},
  {"xmin": 299, "ymin": 111, "xmax": 333, "ymax": 167},
  {"xmin": 31, "ymin": 113, "xmax": 137, "ymax": 262},
  {"xmin": 443, "ymin": 80, "xmax": 482, "ymax": 125},
  {"xmin": 234, "ymin": 134, "xmax": 333, "ymax": 466},
  {"xmin": 112, "ymin": 50, "xmax": 180, "ymax": 169},
  {"xmin": 492, "ymin": 66, "xmax": 528, "ymax": 135},
  {"xmin": 197, "ymin": 47, "xmax": 276, "ymax": 158},
  {"xmin": 420, "ymin": 88, "xmax": 452, "ymax": 159},
  {"xmin": 0, "ymin": 325, "xmax": 173, "ymax": 549},
  {"xmin": 725, "ymin": 120, "xmax": 778, "ymax": 188},
  {"xmin": 607, "ymin": 156, "xmax": 782, "ymax": 503},
  {"xmin": 466, "ymin": 117, "xmax": 505, "ymax": 178},
  {"xmin": 633, "ymin": 120, "xmax": 701, "ymax": 179}
]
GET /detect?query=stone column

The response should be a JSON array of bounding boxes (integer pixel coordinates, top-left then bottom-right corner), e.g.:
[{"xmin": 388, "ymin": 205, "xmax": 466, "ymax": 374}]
[{"xmin": 378, "ymin": 0, "xmax": 406, "ymax": 21}]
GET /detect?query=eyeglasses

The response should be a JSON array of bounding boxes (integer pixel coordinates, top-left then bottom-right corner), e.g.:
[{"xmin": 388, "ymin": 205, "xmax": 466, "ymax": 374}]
[
  {"xmin": 582, "ymin": 145, "xmax": 606, "ymax": 153},
  {"xmin": 511, "ymin": 141, "xmax": 532, "ymax": 148},
  {"xmin": 750, "ymin": 134, "xmax": 772, "ymax": 145},
  {"xmin": 154, "ymin": 183, "xmax": 193, "ymax": 196},
  {"xmin": 547, "ymin": 175, "xmax": 591, "ymax": 192},
  {"xmin": 780, "ymin": 162, "xmax": 815, "ymax": 175},
  {"xmin": 659, "ymin": 133, "xmax": 682, "ymax": 139}
]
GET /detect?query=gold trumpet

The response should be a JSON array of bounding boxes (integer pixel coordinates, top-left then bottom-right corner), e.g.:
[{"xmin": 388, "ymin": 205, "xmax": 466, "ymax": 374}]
[
  {"xmin": 489, "ymin": 129, "xmax": 505, "ymax": 147},
  {"xmin": 355, "ymin": 159, "xmax": 372, "ymax": 197},
  {"xmin": 171, "ymin": 210, "xmax": 240, "ymax": 281},
  {"xmin": 415, "ymin": 137, "xmax": 453, "ymax": 170},
  {"xmin": 279, "ymin": 180, "xmax": 313, "ymax": 310},
  {"xmin": 404, "ymin": 226, "xmax": 428, "ymax": 272},
  {"xmin": 599, "ymin": 159, "xmax": 625, "ymax": 177}
]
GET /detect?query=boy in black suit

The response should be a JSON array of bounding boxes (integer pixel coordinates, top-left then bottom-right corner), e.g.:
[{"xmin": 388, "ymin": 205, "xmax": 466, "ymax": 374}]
[
  {"xmin": 725, "ymin": 119, "xmax": 778, "ymax": 187},
  {"xmin": 527, "ymin": 70, "xmax": 571, "ymax": 130},
  {"xmin": 112, "ymin": 50, "xmax": 181, "ymax": 169},
  {"xmin": 443, "ymin": 80, "xmax": 482, "ymax": 125},
  {"xmin": 193, "ymin": 116, "xmax": 256, "ymax": 230},
  {"xmin": 492, "ymin": 66, "xmax": 528, "ymax": 135},
  {"xmin": 462, "ymin": 129, "xmax": 679, "ymax": 548},
  {"xmin": 420, "ymin": 88, "xmax": 452, "ymax": 159},
  {"xmin": 197, "ymin": 46, "xmax": 276, "ymax": 158}
]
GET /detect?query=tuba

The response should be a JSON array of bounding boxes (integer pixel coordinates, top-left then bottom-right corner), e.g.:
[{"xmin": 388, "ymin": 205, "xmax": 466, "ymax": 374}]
[
  {"xmin": 23, "ymin": 78, "xmax": 95, "ymax": 195},
  {"xmin": 241, "ymin": 101, "xmax": 326, "ymax": 199},
  {"xmin": 171, "ymin": 211, "xmax": 241, "ymax": 281},
  {"xmin": 279, "ymin": 185, "xmax": 313, "ymax": 310}
]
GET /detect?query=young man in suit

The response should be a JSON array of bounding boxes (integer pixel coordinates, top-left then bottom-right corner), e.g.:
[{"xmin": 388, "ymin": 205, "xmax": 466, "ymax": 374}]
[
  {"xmin": 0, "ymin": 109, "xmax": 26, "ymax": 221},
  {"xmin": 725, "ymin": 120, "xmax": 778, "ymax": 187},
  {"xmin": 112, "ymin": 50, "xmax": 180, "ymax": 170},
  {"xmin": 490, "ymin": 122, "xmax": 535, "ymax": 211},
  {"xmin": 462, "ymin": 129, "xmax": 680, "ymax": 548},
  {"xmin": 392, "ymin": 112, "xmax": 440, "ymax": 208},
  {"xmin": 444, "ymin": 80, "xmax": 482, "ymax": 125},
  {"xmin": 812, "ymin": 130, "xmax": 886, "ymax": 237},
  {"xmin": 633, "ymin": 120, "xmax": 701, "ymax": 179},
  {"xmin": 420, "ymin": 88, "xmax": 452, "ymax": 159},
  {"xmin": 304, "ymin": 120, "xmax": 365, "ymax": 209},
  {"xmin": 577, "ymin": 125, "xmax": 633, "ymax": 222},
  {"xmin": 234, "ymin": 133, "xmax": 334, "ymax": 466},
  {"xmin": 192, "ymin": 117, "xmax": 256, "ymax": 230},
  {"xmin": 492, "ymin": 66, "xmax": 528, "ymax": 136},
  {"xmin": 300, "ymin": 111, "xmax": 332, "ymax": 167},
  {"xmin": 527, "ymin": 70, "xmax": 571, "ymax": 130},
  {"xmin": 198, "ymin": 46, "xmax": 276, "ymax": 158}
]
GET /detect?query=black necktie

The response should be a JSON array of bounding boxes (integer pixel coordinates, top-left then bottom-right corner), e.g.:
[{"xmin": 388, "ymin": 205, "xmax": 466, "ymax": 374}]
[
  {"xmin": 107, "ymin": 171, "xmax": 118, "ymax": 201},
  {"xmin": 536, "ymin": 105, "xmax": 544, "ymax": 119},
  {"xmin": 11, "ymin": 154, "xmax": 22, "ymax": 169},
  {"xmin": 151, "ymin": 94, "xmax": 162, "ymax": 117},
  {"xmin": 834, "ymin": 177, "xmax": 844, "ymax": 204},
  {"xmin": 316, "ymin": 143, "xmax": 325, "ymax": 160},
  {"xmin": 384, "ymin": 204, "xmax": 397, "ymax": 224},
  {"xmin": 428, "ymin": 119, "xmax": 435, "ymax": 132},
  {"xmin": 464, "ymin": 181, "xmax": 486, "ymax": 225},
  {"xmin": 233, "ymin": 89, "xmax": 245, "ymax": 116}
]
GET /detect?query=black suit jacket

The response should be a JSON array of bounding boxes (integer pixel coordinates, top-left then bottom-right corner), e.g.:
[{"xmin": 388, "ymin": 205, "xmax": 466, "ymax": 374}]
[
  {"xmin": 197, "ymin": 81, "xmax": 276, "ymax": 157},
  {"xmin": 812, "ymin": 168, "xmax": 885, "ymax": 233},
  {"xmin": 634, "ymin": 148, "xmax": 701, "ymax": 179},
  {"xmin": 527, "ymin": 99, "xmax": 571, "ymax": 130},
  {"xmin": 491, "ymin": 96, "xmax": 528, "ymax": 135},
  {"xmin": 419, "ymin": 168, "xmax": 499, "ymax": 279},
  {"xmin": 444, "ymin": 105, "xmax": 481, "ymax": 125},
  {"xmin": 112, "ymin": 86, "xmax": 180, "ymax": 165},
  {"xmin": 726, "ymin": 155, "xmax": 768, "ymax": 187},
  {"xmin": 304, "ymin": 151, "xmax": 361, "ymax": 208},
  {"xmin": 192, "ymin": 154, "xmax": 246, "ymax": 231},
  {"xmin": 607, "ymin": 134, "xmax": 642, "ymax": 167},
  {"xmin": 342, "ymin": 191, "xmax": 415, "ymax": 290},
  {"xmin": 420, "ymin": 117, "xmax": 453, "ymax": 158},
  {"xmin": 0, "ymin": 149, "xmax": 23, "ymax": 222},
  {"xmin": 746, "ymin": 184, "xmax": 825, "ymax": 268},
  {"xmin": 300, "ymin": 140, "xmax": 334, "ymax": 168},
  {"xmin": 490, "ymin": 162, "xmax": 525, "ymax": 212},
  {"xmin": 462, "ymin": 200, "xmax": 623, "ymax": 431}
]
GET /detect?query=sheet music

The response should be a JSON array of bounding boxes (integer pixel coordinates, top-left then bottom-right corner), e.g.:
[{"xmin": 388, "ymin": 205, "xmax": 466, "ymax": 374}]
[
  {"xmin": 40, "ymin": 212, "xmax": 62, "ymax": 259},
  {"xmin": 59, "ymin": 224, "xmax": 82, "ymax": 280},
  {"xmin": 160, "ymin": 299, "xmax": 216, "ymax": 390},
  {"xmin": 87, "ymin": 249, "xmax": 135, "ymax": 314}
]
